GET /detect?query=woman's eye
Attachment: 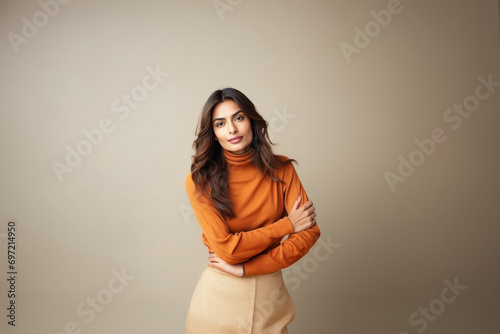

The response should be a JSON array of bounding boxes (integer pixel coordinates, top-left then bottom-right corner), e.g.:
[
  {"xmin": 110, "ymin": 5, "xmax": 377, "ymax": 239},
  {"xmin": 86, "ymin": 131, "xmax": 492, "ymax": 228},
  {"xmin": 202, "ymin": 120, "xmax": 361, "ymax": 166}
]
[
  {"xmin": 235, "ymin": 116, "xmax": 244, "ymax": 121},
  {"xmin": 216, "ymin": 122, "xmax": 224, "ymax": 127}
]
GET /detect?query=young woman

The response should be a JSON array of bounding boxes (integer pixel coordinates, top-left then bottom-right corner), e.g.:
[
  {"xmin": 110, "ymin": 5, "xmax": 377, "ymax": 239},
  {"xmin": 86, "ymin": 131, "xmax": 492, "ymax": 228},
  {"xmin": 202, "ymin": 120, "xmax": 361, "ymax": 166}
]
[{"xmin": 184, "ymin": 87, "xmax": 321, "ymax": 333}]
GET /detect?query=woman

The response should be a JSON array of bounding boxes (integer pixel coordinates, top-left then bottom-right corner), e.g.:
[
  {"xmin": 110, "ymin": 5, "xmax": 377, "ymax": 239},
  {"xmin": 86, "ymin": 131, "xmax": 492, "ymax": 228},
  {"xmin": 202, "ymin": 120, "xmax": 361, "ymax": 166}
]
[{"xmin": 184, "ymin": 87, "xmax": 321, "ymax": 333}]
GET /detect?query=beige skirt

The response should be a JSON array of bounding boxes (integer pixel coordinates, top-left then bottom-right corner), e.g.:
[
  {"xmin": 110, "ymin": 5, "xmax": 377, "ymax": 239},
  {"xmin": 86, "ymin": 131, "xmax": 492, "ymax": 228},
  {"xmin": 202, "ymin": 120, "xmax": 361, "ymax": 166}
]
[{"xmin": 185, "ymin": 265, "xmax": 295, "ymax": 333}]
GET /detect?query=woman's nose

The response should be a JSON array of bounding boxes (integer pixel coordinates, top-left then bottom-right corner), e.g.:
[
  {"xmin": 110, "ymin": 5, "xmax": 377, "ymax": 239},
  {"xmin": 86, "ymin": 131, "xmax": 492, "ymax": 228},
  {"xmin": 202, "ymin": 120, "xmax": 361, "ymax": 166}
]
[{"xmin": 228, "ymin": 122, "xmax": 237, "ymax": 134}]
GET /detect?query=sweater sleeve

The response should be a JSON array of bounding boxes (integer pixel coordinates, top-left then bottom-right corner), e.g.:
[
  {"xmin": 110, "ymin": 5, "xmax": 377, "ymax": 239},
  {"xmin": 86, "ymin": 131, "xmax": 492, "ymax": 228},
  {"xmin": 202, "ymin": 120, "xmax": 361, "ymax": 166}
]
[
  {"xmin": 243, "ymin": 161, "xmax": 321, "ymax": 276},
  {"xmin": 185, "ymin": 173, "xmax": 295, "ymax": 265}
]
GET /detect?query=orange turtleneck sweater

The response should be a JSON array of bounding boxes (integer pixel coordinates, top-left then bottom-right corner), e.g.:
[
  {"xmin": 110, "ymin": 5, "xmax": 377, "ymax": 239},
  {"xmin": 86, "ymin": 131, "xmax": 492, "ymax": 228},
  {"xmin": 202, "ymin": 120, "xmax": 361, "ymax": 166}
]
[{"xmin": 184, "ymin": 146, "xmax": 321, "ymax": 276}]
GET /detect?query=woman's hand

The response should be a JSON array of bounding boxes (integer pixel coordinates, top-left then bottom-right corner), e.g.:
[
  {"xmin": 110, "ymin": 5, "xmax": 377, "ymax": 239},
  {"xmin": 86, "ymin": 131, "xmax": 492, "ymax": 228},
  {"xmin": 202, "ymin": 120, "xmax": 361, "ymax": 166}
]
[
  {"xmin": 208, "ymin": 250, "xmax": 244, "ymax": 277},
  {"xmin": 288, "ymin": 195, "xmax": 317, "ymax": 233}
]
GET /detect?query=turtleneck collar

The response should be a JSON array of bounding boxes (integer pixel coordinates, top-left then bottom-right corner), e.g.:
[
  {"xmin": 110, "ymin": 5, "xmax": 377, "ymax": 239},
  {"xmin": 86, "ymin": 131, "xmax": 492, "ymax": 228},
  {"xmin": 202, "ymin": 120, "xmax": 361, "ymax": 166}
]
[
  {"xmin": 222, "ymin": 146, "xmax": 258, "ymax": 179},
  {"xmin": 222, "ymin": 146, "xmax": 255, "ymax": 164}
]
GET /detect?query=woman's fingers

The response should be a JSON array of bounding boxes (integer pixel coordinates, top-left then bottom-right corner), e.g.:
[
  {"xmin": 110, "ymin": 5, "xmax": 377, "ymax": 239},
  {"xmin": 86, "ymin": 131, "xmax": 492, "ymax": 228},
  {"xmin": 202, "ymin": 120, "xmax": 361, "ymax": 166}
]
[
  {"xmin": 291, "ymin": 202, "xmax": 317, "ymax": 233},
  {"xmin": 291, "ymin": 196, "xmax": 301, "ymax": 212},
  {"xmin": 208, "ymin": 251, "xmax": 219, "ymax": 268},
  {"xmin": 208, "ymin": 254, "xmax": 217, "ymax": 260},
  {"xmin": 310, "ymin": 212, "xmax": 317, "ymax": 225},
  {"xmin": 208, "ymin": 252, "xmax": 222, "ymax": 264},
  {"xmin": 305, "ymin": 204, "xmax": 315, "ymax": 216}
]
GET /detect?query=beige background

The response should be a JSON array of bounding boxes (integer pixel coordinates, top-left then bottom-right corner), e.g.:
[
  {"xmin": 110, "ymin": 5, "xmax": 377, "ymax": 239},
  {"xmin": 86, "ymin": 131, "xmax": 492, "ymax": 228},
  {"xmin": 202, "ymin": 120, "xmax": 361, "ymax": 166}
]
[{"xmin": 1, "ymin": 0, "xmax": 499, "ymax": 333}]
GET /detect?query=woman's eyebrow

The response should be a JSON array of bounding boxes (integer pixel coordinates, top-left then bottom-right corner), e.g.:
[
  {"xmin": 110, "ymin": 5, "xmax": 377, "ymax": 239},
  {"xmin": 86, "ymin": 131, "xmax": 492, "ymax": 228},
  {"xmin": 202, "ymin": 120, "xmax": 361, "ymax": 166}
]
[{"xmin": 213, "ymin": 110, "xmax": 243, "ymax": 124}]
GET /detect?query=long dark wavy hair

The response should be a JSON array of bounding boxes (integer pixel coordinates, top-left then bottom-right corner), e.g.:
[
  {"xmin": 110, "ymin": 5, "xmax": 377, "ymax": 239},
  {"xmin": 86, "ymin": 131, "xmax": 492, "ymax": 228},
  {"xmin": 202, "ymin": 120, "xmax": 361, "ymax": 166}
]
[{"xmin": 190, "ymin": 87, "xmax": 297, "ymax": 220}]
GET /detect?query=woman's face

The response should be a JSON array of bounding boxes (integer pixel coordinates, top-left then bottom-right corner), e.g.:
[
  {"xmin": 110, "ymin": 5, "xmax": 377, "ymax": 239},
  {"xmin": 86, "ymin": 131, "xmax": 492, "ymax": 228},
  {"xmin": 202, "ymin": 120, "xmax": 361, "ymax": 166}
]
[{"xmin": 212, "ymin": 100, "xmax": 253, "ymax": 154}]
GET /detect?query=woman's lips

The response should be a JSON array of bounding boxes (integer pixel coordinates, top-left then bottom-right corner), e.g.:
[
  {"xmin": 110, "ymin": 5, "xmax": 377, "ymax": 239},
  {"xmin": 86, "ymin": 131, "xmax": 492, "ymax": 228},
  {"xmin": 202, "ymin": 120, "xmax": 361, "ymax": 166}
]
[{"xmin": 228, "ymin": 136, "xmax": 243, "ymax": 144}]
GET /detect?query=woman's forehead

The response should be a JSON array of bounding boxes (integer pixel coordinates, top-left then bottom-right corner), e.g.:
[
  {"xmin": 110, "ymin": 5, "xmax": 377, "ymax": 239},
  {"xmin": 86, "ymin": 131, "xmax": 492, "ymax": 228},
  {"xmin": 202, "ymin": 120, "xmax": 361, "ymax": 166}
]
[{"xmin": 212, "ymin": 100, "xmax": 243, "ymax": 119}]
